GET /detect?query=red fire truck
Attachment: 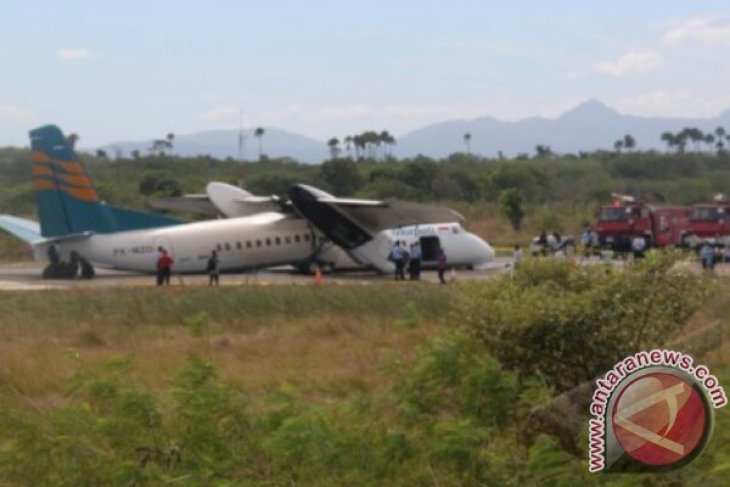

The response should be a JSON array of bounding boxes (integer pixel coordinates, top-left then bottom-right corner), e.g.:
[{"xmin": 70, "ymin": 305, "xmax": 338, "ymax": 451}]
[
  {"xmin": 595, "ymin": 194, "xmax": 691, "ymax": 251},
  {"xmin": 683, "ymin": 195, "xmax": 730, "ymax": 246}
]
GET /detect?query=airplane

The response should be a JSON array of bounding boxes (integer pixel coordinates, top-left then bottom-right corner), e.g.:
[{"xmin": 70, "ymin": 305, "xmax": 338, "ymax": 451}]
[{"xmin": 0, "ymin": 124, "xmax": 495, "ymax": 278}]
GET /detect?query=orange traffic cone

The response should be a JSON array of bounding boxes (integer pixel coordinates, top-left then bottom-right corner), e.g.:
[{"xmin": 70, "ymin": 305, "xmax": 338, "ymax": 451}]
[{"xmin": 314, "ymin": 266, "xmax": 323, "ymax": 284}]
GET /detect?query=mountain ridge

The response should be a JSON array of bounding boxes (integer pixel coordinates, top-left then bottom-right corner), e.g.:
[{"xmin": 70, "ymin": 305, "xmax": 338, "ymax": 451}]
[{"xmin": 98, "ymin": 100, "xmax": 730, "ymax": 162}]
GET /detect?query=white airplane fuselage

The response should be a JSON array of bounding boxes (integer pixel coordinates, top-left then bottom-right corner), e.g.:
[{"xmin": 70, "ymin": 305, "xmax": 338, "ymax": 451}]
[{"xmin": 34, "ymin": 212, "xmax": 321, "ymax": 273}]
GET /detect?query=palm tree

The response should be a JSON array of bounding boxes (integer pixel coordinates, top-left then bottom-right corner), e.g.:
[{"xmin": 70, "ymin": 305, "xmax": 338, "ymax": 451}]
[
  {"xmin": 623, "ymin": 134, "xmax": 636, "ymax": 152},
  {"xmin": 344, "ymin": 135, "xmax": 353, "ymax": 158},
  {"xmin": 614, "ymin": 140, "xmax": 624, "ymax": 153},
  {"xmin": 715, "ymin": 127, "xmax": 726, "ymax": 153},
  {"xmin": 353, "ymin": 135, "xmax": 364, "ymax": 159},
  {"xmin": 681, "ymin": 127, "xmax": 704, "ymax": 153},
  {"xmin": 254, "ymin": 127, "xmax": 265, "ymax": 160},
  {"xmin": 165, "ymin": 133, "xmax": 175, "ymax": 154},
  {"xmin": 463, "ymin": 132, "xmax": 472, "ymax": 155},
  {"xmin": 381, "ymin": 131, "xmax": 396, "ymax": 159},
  {"xmin": 704, "ymin": 133, "xmax": 716, "ymax": 152},
  {"xmin": 660, "ymin": 132, "xmax": 675, "ymax": 153},
  {"xmin": 327, "ymin": 137, "xmax": 340, "ymax": 159}
]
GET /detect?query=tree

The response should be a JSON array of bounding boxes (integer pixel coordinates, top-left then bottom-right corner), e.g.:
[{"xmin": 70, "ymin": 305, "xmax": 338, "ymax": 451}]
[
  {"xmin": 535, "ymin": 144, "xmax": 552, "ymax": 158},
  {"xmin": 704, "ymin": 133, "xmax": 716, "ymax": 152},
  {"xmin": 463, "ymin": 133, "xmax": 472, "ymax": 155},
  {"xmin": 326, "ymin": 137, "xmax": 341, "ymax": 159},
  {"xmin": 131, "ymin": 149, "xmax": 141, "ymax": 160},
  {"xmin": 254, "ymin": 127, "xmax": 265, "ymax": 160},
  {"xmin": 344, "ymin": 135, "xmax": 353, "ymax": 158},
  {"xmin": 623, "ymin": 134, "xmax": 636, "ymax": 152},
  {"xmin": 614, "ymin": 140, "xmax": 624, "ymax": 153},
  {"xmin": 660, "ymin": 132, "xmax": 675, "ymax": 153},
  {"xmin": 166, "ymin": 133, "xmax": 175, "ymax": 155},
  {"xmin": 499, "ymin": 188, "xmax": 524, "ymax": 231},
  {"xmin": 380, "ymin": 130, "xmax": 396, "ymax": 159},
  {"xmin": 95, "ymin": 149, "xmax": 108, "ymax": 159},
  {"xmin": 319, "ymin": 158, "xmax": 363, "ymax": 195},
  {"xmin": 715, "ymin": 127, "xmax": 726, "ymax": 153}
]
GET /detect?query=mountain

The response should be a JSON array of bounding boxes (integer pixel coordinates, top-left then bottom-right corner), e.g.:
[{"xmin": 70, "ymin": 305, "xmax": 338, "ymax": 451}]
[
  {"xmin": 98, "ymin": 100, "xmax": 730, "ymax": 162},
  {"xmin": 100, "ymin": 128, "xmax": 328, "ymax": 163},
  {"xmin": 395, "ymin": 99, "xmax": 730, "ymax": 158}
]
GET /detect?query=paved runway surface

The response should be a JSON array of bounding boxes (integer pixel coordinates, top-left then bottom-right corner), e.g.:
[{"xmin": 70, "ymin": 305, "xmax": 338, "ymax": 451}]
[
  {"xmin": 0, "ymin": 259, "xmax": 514, "ymax": 291},
  {"xmin": 0, "ymin": 256, "xmax": 719, "ymax": 291}
]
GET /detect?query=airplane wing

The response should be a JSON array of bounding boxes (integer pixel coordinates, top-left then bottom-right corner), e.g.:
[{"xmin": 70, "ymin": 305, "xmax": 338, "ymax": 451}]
[
  {"xmin": 146, "ymin": 195, "xmax": 220, "ymax": 216},
  {"xmin": 332, "ymin": 199, "xmax": 464, "ymax": 232},
  {"xmin": 287, "ymin": 184, "xmax": 466, "ymax": 252},
  {"xmin": 288, "ymin": 184, "xmax": 463, "ymax": 234},
  {"xmin": 0, "ymin": 215, "xmax": 43, "ymax": 243}
]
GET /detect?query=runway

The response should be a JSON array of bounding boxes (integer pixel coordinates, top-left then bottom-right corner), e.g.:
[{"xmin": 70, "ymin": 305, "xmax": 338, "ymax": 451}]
[{"xmin": 0, "ymin": 259, "xmax": 513, "ymax": 291}]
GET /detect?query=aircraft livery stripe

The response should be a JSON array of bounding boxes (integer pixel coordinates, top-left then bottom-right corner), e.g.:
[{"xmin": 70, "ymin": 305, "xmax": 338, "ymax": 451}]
[
  {"xmin": 32, "ymin": 178, "xmax": 99, "ymax": 201},
  {"xmin": 32, "ymin": 171, "xmax": 95, "ymax": 188},
  {"xmin": 30, "ymin": 151, "xmax": 86, "ymax": 175}
]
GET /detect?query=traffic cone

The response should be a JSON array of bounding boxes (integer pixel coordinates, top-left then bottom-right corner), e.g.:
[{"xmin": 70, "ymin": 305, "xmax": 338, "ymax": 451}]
[{"xmin": 314, "ymin": 266, "xmax": 323, "ymax": 284}]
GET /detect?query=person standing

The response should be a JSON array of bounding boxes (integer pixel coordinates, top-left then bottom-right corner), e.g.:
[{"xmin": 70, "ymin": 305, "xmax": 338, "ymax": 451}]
[
  {"xmin": 631, "ymin": 235, "xmax": 647, "ymax": 260},
  {"xmin": 409, "ymin": 242, "xmax": 422, "ymax": 280},
  {"xmin": 391, "ymin": 241, "xmax": 405, "ymax": 280},
  {"xmin": 155, "ymin": 247, "xmax": 165, "ymax": 285},
  {"xmin": 157, "ymin": 249, "xmax": 174, "ymax": 285},
  {"xmin": 581, "ymin": 226, "xmax": 593, "ymax": 260},
  {"xmin": 207, "ymin": 250, "xmax": 220, "ymax": 286},
  {"xmin": 437, "ymin": 247, "xmax": 447, "ymax": 284},
  {"xmin": 512, "ymin": 244, "xmax": 523, "ymax": 278}
]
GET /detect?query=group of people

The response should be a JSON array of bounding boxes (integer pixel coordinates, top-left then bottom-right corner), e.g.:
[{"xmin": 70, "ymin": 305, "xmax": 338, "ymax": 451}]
[
  {"xmin": 699, "ymin": 242, "xmax": 730, "ymax": 271},
  {"xmin": 390, "ymin": 240, "xmax": 448, "ymax": 284},
  {"xmin": 155, "ymin": 248, "xmax": 221, "ymax": 286}
]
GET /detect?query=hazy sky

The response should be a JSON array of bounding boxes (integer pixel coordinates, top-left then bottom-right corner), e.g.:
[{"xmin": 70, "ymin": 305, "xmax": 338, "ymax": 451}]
[{"xmin": 2, "ymin": 1, "xmax": 729, "ymax": 146}]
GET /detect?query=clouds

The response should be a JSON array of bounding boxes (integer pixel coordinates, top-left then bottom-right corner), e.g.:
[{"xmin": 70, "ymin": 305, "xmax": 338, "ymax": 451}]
[
  {"xmin": 663, "ymin": 16, "xmax": 730, "ymax": 47},
  {"xmin": 56, "ymin": 48, "xmax": 92, "ymax": 60},
  {"xmin": 594, "ymin": 51, "xmax": 662, "ymax": 77}
]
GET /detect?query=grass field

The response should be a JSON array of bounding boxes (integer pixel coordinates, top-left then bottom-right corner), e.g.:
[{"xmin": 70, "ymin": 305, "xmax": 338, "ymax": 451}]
[
  {"xmin": 0, "ymin": 285, "xmax": 450, "ymax": 413},
  {"xmin": 0, "ymin": 270, "xmax": 728, "ymax": 485}
]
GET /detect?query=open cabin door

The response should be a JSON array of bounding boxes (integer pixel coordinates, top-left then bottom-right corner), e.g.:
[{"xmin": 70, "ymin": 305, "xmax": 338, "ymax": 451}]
[{"xmin": 419, "ymin": 236, "xmax": 441, "ymax": 261}]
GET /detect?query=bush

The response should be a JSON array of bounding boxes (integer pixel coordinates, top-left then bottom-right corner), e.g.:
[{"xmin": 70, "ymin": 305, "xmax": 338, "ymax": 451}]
[{"xmin": 457, "ymin": 251, "xmax": 710, "ymax": 391}]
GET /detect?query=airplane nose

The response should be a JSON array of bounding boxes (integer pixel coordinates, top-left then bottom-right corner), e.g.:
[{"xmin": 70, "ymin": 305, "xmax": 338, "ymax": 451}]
[{"xmin": 471, "ymin": 234, "xmax": 495, "ymax": 269}]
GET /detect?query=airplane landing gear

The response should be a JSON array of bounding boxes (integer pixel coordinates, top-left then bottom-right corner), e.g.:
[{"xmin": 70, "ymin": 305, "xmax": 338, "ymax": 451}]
[{"xmin": 41, "ymin": 250, "xmax": 95, "ymax": 279}]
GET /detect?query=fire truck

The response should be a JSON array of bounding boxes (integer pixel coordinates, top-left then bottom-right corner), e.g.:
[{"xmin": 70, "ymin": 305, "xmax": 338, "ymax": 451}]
[
  {"xmin": 682, "ymin": 194, "xmax": 730, "ymax": 247},
  {"xmin": 594, "ymin": 194, "xmax": 690, "ymax": 251}
]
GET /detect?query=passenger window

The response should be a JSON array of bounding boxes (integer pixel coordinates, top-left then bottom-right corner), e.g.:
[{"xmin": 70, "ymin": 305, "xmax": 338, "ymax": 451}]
[
  {"xmin": 216, "ymin": 244, "xmax": 222, "ymax": 252},
  {"xmin": 246, "ymin": 241, "xmax": 252, "ymax": 248},
  {"xmin": 225, "ymin": 243, "xmax": 231, "ymax": 251},
  {"xmin": 266, "ymin": 238, "xmax": 271, "ymax": 246},
  {"xmin": 304, "ymin": 234, "xmax": 310, "ymax": 242},
  {"xmin": 285, "ymin": 236, "xmax": 291, "ymax": 244},
  {"xmin": 295, "ymin": 235, "xmax": 300, "ymax": 242},
  {"xmin": 275, "ymin": 237, "xmax": 281, "ymax": 245},
  {"xmin": 236, "ymin": 241, "xmax": 242, "ymax": 250},
  {"xmin": 256, "ymin": 240, "xmax": 262, "ymax": 247}
]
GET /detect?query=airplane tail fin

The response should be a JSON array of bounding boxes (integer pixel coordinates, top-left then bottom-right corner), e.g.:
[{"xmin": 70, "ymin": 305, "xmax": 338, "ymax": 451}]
[{"xmin": 29, "ymin": 125, "xmax": 179, "ymax": 237}]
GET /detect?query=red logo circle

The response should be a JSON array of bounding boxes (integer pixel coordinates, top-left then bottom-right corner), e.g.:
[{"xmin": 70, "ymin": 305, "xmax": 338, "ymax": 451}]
[{"xmin": 612, "ymin": 372, "xmax": 707, "ymax": 466}]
